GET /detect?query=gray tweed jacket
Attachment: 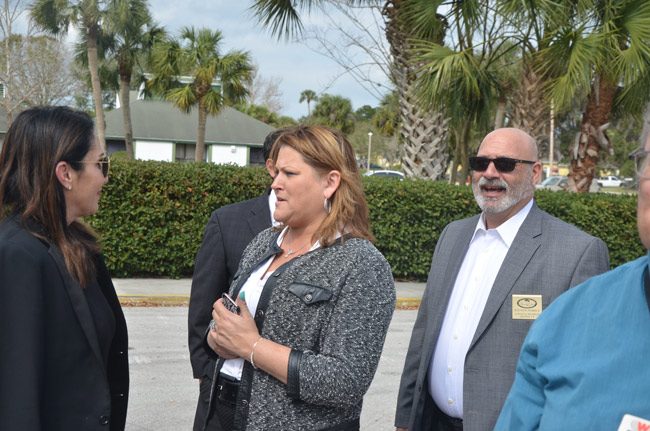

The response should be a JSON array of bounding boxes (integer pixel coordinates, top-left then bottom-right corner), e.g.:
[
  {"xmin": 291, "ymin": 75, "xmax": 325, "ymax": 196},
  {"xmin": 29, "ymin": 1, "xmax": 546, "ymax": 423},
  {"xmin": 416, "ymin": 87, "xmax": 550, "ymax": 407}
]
[{"xmin": 206, "ymin": 228, "xmax": 396, "ymax": 431}]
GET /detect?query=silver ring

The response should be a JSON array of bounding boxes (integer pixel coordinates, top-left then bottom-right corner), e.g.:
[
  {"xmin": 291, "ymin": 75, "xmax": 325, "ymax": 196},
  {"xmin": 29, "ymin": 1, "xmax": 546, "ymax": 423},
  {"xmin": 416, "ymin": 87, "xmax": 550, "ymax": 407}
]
[{"xmin": 209, "ymin": 319, "xmax": 217, "ymax": 332}]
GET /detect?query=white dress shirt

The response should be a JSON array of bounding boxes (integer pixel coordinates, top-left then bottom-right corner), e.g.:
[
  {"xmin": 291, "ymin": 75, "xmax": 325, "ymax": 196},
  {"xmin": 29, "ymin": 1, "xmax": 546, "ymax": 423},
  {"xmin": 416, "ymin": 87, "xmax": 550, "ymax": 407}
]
[
  {"xmin": 268, "ymin": 190, "xmax": 279, "ymax": 226},
  {"xmin": 429, "ymin": 199, "xmax": 533, "ymax": 418}
]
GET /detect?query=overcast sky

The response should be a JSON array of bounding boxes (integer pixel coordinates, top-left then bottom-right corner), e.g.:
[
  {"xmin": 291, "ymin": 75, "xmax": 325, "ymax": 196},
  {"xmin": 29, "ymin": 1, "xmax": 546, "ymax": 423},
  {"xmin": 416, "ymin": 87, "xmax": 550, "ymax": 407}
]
[{"xmin": 146, "ymin": 0, "xmax": 392, "ymax": 119}]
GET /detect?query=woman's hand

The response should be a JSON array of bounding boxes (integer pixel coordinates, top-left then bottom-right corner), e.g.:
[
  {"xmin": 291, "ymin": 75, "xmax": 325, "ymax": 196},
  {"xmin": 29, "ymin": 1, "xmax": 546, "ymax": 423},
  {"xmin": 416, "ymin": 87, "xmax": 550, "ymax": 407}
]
[{"xmin": 207, "ymin": 295, "xmax": 260, "ymax": 360}]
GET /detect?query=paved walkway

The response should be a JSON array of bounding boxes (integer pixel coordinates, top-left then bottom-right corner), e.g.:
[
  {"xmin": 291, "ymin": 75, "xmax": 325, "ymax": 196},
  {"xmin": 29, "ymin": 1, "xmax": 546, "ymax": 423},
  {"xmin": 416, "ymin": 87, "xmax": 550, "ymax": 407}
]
[{"xmin": 113, "ymin": 279, "xmax": 426, "ymax": 307}]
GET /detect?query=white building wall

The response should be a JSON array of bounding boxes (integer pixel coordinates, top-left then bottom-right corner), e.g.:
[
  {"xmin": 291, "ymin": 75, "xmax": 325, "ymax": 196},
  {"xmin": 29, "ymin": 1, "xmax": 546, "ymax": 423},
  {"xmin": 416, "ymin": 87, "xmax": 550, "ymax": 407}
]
[
  {"xmin": 209, "ymin": 144, "xmax": 248, "ymax": 166},
  {"xmin": 135, "ymin": 141, "xmax": 174, "ymax": 161}
]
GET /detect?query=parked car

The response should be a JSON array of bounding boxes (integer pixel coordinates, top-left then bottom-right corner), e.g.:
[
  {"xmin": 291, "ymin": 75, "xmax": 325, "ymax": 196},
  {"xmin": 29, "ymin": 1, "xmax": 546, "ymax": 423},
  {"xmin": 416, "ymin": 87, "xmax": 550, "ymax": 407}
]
[
  {"xmin": 536, "ymin": 176, "xmax": 568, "ymax": 191},
  {"xmin": 364, "ymin": 170, "xmax": 405, "ymax": 180},
  {"xmin": 596, "ymin": 175, "xmax": 623, "ymax": 188}
]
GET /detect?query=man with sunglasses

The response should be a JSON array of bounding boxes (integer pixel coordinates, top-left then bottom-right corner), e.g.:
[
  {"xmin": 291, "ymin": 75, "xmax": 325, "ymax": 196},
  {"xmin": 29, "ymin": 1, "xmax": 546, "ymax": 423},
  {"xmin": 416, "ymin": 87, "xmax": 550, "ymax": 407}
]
[{"xmin": 395, "ymin": 128, "xmax": 609, "ymax": 431}]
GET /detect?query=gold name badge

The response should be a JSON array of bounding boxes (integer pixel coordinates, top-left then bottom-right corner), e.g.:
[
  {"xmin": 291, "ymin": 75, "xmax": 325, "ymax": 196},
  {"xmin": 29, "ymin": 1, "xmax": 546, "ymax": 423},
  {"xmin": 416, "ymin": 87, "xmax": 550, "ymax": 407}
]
[{"xmin": 512, "ymin": 294, "xmax": 543, "ymax": 320}]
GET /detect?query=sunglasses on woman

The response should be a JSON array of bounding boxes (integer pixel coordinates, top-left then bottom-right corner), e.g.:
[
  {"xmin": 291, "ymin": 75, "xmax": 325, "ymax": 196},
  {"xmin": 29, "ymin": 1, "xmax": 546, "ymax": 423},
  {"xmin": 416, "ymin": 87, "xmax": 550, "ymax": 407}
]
[
  {"xmin": 469, "ymin": 156, "xmax": 536, "ymax": 173},
  {"xmin": 72, "ymin": 155, "xmax": 111, "ymax": 178}
]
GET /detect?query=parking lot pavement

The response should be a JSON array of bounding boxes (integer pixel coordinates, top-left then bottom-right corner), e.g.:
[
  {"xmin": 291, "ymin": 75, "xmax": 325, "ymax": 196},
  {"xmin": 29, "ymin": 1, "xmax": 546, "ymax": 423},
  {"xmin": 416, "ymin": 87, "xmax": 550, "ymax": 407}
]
[{"xmin": 123, "ymin": 307, "xmax": 418, "ymax": 430}]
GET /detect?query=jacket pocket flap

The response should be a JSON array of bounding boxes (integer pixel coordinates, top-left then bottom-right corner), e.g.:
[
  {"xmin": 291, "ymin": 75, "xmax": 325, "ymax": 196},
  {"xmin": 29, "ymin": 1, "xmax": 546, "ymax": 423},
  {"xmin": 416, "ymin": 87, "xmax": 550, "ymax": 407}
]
[{"xmin": 288, "ymin": 282, "xmax": 332, "ymax": 305}]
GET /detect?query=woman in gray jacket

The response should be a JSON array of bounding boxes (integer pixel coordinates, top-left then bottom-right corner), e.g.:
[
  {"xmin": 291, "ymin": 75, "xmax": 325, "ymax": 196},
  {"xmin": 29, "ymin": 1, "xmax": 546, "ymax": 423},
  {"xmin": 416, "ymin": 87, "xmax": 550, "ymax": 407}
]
[{"xmin": 203, "ymin": 125, "xmax": 396, "ymax": 430}]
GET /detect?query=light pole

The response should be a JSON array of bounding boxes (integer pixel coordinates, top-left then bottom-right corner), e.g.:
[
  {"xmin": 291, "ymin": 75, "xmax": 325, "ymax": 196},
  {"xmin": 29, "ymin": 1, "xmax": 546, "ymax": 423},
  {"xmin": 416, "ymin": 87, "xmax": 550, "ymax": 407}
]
[
  {"xmin": 367, "ymin": 132, "xmax": 373, "ymax": 170},
  {"xmin": 549, "ymin": 102, "xmax": 555, "ymax": 176}
]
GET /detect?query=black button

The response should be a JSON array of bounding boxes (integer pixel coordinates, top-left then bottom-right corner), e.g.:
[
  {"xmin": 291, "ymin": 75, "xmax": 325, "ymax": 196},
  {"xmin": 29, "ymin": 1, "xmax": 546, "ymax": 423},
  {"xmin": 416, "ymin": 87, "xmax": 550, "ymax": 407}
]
[
  {"xmin": 256, "ymin": 310, "xmax": 265, "ymax": 318},
  {"xmin": 99, "ymin": 415, "xmax": 109, "ymax": 425},
  {"xmin": 242, "ymin": 400, "xmax": 248, "ymax": 406}
]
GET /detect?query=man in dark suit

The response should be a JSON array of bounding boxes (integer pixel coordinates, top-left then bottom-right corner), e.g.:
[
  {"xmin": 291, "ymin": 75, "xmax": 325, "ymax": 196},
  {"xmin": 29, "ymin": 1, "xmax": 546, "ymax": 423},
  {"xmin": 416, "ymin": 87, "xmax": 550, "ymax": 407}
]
[
  {"xmin": 188, "ymin": 130, "xmax": 281, "ymax": 430},
  {"xmin": 395, "ymin": 128, "xmax": 610, "ymax": 431}
]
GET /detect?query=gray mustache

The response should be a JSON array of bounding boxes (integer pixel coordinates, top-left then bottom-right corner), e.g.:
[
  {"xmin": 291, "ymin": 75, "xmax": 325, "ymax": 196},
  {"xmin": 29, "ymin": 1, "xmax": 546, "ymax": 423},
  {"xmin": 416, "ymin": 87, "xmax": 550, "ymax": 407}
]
[{"xmin": 478, "ymin": 177, "xmax": 508, "ymax": 189}]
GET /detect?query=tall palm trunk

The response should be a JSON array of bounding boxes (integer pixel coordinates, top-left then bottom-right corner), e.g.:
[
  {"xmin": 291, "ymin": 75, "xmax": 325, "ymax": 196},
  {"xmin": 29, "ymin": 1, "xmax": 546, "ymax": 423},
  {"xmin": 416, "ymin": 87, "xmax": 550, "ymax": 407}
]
[
  {"xmin": 383, "ymin": 0, "xmax": 449, "ymax": 180},
  {"xmin": 119, "ymin": 66, "xmax": 134, "ymax": 159},
  {"xmin": 510, "ymin": 63, "xmax": 548, "ymax": 145},
  {"xmin": 196, "ymin": 100, "xmax": 207, "ymax": 162},
  {"xmin": 86, "ymin": 25, "xmax": 106, "ymax": 146},
  {"xmin": 568, "ymin": 75, "xmax": 617, "ymax": 192}
]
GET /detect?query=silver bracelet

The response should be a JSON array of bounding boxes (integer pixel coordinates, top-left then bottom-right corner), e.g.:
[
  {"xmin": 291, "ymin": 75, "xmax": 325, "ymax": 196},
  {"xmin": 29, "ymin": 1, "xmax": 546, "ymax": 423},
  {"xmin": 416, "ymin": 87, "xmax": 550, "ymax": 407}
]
[
  {"xmin": 208, "ymin": 319, "xmax": 216, "ymax": 332},
  {"xmin": 249, "ymin": 337, "xmax": 263, "ymax": 369}
]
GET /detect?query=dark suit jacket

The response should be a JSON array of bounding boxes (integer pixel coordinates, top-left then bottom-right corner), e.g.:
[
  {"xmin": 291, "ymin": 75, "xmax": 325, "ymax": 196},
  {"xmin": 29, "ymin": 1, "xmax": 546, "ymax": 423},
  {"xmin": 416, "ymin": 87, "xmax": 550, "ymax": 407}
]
[
  {"xmin": 188, "ymin": 192, "xmax": 272, "ymax": 379},
  {"xmin": 0, "ymin": 216, "xmax": 129, "ymax": 431},
  {"xmin": 395, "ymin": 203, "xmax": 610, "ymax": 431}
]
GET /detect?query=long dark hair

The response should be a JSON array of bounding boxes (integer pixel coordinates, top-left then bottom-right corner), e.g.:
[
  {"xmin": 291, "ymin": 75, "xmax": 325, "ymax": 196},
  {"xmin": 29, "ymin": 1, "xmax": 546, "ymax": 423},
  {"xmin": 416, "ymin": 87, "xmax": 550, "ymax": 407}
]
[{"xmin": 0, "ymin": 106, "xmax": 99, "ymax": 286}]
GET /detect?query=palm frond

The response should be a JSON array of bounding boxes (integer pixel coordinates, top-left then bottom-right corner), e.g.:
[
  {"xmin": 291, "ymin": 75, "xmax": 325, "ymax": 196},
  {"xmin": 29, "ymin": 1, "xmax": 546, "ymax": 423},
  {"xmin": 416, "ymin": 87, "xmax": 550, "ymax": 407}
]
[
  {"xmin": 616, "ymin": 67, "xmax": 650, "ymax": 116},
  {"xmin": 249, "ymin": 0, "xmax": 304, "ymax": 40},
  {"xmin": 412, "ymin": 39, "xmax": 495, "ymax": 123},
  {"xmin": 31, "ymin": 0, "xmax": 74, "ymax": 35},
  {"xmin": 538, "ymin": 26, "xmax": 602, "ymax": 111},
  {"xmin": 167, "ymin": 85, "xmax": 196, "ymax": 112},
  {"xmin": 399, "ymin": 0, "xmax": 446, "ymax": 42},
  {"xmin": 203, "ymin": 90, "xmax": 224, "ymax": 115}
]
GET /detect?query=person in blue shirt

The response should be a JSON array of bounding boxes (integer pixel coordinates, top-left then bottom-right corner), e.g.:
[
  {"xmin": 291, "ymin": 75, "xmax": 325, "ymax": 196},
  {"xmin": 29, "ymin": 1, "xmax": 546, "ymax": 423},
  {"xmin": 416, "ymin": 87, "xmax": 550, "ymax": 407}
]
[{"xmin": 495, "ymin": 132, "xmax": 650, "ymax": 430}]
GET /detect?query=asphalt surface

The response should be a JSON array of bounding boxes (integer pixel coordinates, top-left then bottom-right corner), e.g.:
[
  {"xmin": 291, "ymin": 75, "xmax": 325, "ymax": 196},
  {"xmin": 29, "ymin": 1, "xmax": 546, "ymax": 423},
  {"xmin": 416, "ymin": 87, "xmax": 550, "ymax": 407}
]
[
  {"xmin": 117, "ymin": 278, "xmax": 425, "ymax": 430},
  {"xmin": 124, "ymin": 307, "xmax": 418, "ymax": 431}
]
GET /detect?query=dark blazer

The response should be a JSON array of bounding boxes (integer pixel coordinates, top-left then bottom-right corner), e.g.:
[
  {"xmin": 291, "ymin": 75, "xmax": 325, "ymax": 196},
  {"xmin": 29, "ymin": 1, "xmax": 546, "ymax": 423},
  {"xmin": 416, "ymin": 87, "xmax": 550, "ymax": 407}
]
[
  {"xmin": 188, "ymin": 192, "xmax": 272, "ymax": 380},
  {"xmin": 395, "ymin": 203, "xmax": 610, "ymax": 431},
  {"xmin": 0, "ymin": 216, "xmax": 129, "ymax": 431}
]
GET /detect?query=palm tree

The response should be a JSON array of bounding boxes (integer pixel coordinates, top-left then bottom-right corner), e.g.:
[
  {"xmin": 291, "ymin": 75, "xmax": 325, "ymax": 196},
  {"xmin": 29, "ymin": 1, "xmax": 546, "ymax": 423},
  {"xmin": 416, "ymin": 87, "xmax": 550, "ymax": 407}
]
[
  {"xmin": 523, "ymin": 0, "xmax": 650, "ymax": 191},
  {"xmin": 310, "ymin": 93, "xmax": 355, "ymax": 134},
  {"xmin": 298, "ymin": 89, "xmax": 317, "ymax": 116},
  {"xmin": 105, "ymin": 0, "xmax": 162, "ymax": 159},
  {"xmin": 251, "ymin": 0, "xmax": 452, "ymax": 180},
  {"xmin": 31, "ymin": 0, "xmax": 107, "ymax": 145},
  {"xmin": 149, "ymin": 27, "xmax": 253, "ymax": 162}
]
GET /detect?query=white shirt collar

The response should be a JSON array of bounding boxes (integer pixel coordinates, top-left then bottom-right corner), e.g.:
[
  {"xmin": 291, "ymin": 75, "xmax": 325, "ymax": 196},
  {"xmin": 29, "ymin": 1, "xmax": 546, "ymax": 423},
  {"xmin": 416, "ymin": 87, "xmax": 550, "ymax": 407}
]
[
  {"xmin": 277, "ymin": 226, "xmax": 321, "ymax": 252},
  {"xmin": 473, "ymin": 198, "xmax": 534, "ymax": 248}
]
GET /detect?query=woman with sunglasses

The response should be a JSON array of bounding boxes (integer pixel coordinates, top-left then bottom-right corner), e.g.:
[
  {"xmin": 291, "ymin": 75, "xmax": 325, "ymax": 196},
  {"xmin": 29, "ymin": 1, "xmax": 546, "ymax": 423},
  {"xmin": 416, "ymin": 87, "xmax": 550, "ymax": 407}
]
[{"xmin": 0, "ymin": 106, "xmax": 128, "ymax": 431}]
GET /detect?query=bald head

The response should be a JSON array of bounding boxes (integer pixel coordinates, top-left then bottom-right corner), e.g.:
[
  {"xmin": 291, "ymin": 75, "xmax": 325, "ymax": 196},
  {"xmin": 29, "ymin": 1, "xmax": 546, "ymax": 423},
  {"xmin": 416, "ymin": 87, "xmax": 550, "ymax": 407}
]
[
  {"xmin": 472, "ymin": 127, "xmax": 542, "ymax": 229},
  {"xmin": 479, "ymin": 128, "xmax": 538, "ymax": 161}
]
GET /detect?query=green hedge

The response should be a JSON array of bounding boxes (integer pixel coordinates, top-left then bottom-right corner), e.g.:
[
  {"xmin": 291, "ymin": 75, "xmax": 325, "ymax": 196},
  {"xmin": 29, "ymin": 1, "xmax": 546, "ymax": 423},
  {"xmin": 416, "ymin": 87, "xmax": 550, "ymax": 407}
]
[{"xmin": 90, "ymin": 160, "xmax": 644, "ymax": 280}]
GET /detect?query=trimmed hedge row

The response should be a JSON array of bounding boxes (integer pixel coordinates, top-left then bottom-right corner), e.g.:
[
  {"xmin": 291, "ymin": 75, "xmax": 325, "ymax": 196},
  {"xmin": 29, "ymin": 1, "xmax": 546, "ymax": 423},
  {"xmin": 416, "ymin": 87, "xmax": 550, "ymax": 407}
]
[{"xmin": 90, "ymin": 159, "xmax": 643, "ymax": 280}]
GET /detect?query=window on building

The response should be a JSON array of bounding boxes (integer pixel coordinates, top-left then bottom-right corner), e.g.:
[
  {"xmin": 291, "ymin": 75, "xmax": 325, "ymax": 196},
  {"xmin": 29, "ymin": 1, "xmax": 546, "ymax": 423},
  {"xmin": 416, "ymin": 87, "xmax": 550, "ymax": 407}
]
[{"xmin": 175, "ymin": 143, "xmax": 196, "ymax": 162}]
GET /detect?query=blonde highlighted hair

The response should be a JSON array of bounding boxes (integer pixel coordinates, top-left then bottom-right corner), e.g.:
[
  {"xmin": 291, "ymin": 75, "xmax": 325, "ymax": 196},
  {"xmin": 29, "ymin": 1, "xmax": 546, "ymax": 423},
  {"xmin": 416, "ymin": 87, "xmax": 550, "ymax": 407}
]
[{"xmin": 269, "ymin": 125, "xmax": 373, "ymax": 246}]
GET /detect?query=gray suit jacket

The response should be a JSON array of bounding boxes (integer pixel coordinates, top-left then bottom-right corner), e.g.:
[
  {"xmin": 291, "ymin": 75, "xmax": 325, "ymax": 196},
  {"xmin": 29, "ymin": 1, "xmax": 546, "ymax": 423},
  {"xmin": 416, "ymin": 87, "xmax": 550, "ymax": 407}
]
[
  {"xmin": 395, "ymin": 203, "xmax": 610, "ymax": 431},
  {"xmin": 188, "ymin": 192, "xmax": 272, "ymax": 379}
]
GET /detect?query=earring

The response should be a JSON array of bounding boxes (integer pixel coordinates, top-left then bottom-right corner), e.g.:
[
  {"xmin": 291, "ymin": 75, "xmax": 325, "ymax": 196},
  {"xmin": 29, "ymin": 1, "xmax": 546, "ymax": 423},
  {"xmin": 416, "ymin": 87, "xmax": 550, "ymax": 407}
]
[
  {"xmin": 66, "ymin": 185, "xmax": 72, "ymax": 191},
  {"xmin": 324, "ymin": 198, "xmax": 331, "ymax": 214}
]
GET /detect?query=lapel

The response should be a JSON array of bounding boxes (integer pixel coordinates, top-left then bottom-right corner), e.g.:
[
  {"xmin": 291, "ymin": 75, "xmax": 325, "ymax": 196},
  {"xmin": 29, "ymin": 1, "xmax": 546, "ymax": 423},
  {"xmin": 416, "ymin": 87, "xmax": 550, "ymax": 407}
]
[
  {"xmin": 469, "ymin": 204, "xmax": 543, "ymax": 350},
  {"xmin": 423, "ymin": 216, "xmax": 480, "ymax": 356},
  {"xmin": 47, "ymin": 244, "xmax": 104, "ymax": 367},
  {"xmin": 247, "ymin": 192, "xmax": 272, "ymax": 235}
]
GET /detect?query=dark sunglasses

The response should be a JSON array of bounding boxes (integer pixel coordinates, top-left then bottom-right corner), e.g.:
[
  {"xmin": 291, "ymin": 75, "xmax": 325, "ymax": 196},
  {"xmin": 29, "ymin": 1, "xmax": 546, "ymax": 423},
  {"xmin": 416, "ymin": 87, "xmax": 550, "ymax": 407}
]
[
  {"xmin": 72, "ymin": 155, "xmax": 111, "ymax": 178},
  {"xmin": 469, "ymin": 156, "xmax": 535, "ymax": 173}
]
